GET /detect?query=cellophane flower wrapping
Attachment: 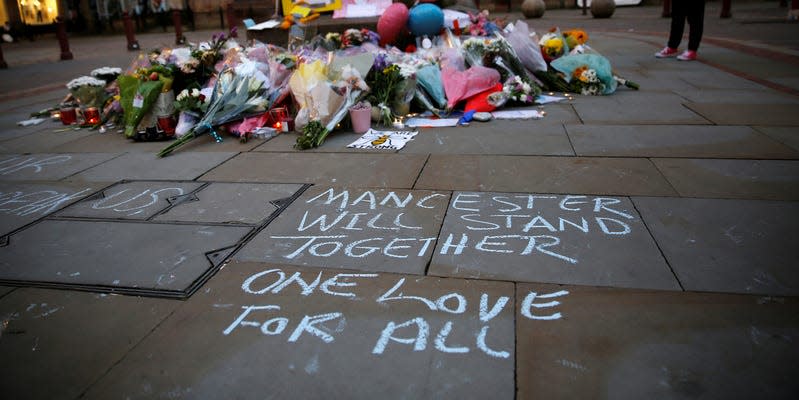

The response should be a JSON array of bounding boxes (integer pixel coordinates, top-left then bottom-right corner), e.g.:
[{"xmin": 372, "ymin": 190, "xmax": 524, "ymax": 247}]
[
  {"xmin": 551, "ymin": 53, "xmax": 617, "ymax": 95},
  {"xmin": 416, "ymin": 65, "xmax": 447, "ymax": 109},
  {"xmin": 158, "ymin": 69, "xmax": 267, "ymax": 156},
  {"xmin": 539, "ymin": 28, "xmax": 570, "ymax": 63},
  {"xmin": 67, "ymin": 76, "xmax": 107, "ymax": 109},
  {"xmin": 504, "ymin": 21, "xmax": 547, "ymax": 73},
  {"xmin": 289, "ymin": 60, "xmax": 334, "ymax": 131},
  {"xmin": 441, "ymin": 65, "xmax": 501, "ymax": 109},
  {"xmin": 118, "ymin": 75, "xmax": 163, "ymax": 138}
]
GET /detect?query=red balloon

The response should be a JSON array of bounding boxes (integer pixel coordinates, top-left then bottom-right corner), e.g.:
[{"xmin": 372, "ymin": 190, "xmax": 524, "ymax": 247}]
[{"xmin": 377, "ymin": 3, "xmax": 409, "ymax": 46}]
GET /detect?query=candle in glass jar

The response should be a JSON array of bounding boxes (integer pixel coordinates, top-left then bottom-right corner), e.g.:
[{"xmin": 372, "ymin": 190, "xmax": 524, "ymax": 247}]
[
  {"xmin": 157, "ymin": 114, "xmax": 177, "ymax": 136},
  {"xmin": 83, "ymin": 107, "xmax": 101, "ymax": 125},
  {"xmin": 59, "ymin": 107, "xmax": 77, "ymax": 125}
]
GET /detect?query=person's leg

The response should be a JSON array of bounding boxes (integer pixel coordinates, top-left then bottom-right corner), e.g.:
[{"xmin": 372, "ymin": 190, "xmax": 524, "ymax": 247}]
[
  {"xmin": 668, "ymin": 0, "xmax": 689, "ymax": 49},
  {"xmin": 686, "ymin": 0, "xmax": 706, "ymax": 51}
]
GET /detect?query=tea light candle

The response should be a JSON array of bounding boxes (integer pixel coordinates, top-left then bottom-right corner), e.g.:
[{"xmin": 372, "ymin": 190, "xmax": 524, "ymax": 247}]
[{"xmin": 392, "ymin": 118, "xmax": 404, "ymax": 129}]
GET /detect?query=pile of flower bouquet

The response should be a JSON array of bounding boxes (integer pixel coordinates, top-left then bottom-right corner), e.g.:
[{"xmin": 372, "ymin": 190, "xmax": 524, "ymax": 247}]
[{"xmin": 44, "ymin": 11, "xmax": 639, "ymax": 155}]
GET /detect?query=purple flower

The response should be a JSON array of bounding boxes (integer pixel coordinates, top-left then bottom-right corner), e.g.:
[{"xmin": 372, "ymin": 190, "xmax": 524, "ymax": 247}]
[{"xmin": 373, "ymin": 54, "xmax": 389, "ymax": 71}]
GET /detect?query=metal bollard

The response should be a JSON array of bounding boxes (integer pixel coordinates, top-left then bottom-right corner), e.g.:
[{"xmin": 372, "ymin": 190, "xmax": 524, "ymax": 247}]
[
  {"xmin": 172, "ymin": 10, "xmax": 186, "ymax": 44},
  {"xmin": 720, "ymin": 0, "xmax": 732, "ymax": 18},
  {"xmin": 0, "ymin": 42, "xmax": 7, "ymax": 69},
  {"xmin": 56, "ymin": 18, "xmax": 73, "ymax": 60},
  {"xmin": 226, "ymin": 3, "xmax": 238, "ymax": 37},
  {"xmin": 123, "ymin": 12, "xmax": 141, "ymax": 50}
]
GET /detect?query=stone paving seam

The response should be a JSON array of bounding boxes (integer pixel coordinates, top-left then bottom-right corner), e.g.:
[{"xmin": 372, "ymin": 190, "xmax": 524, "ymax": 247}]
[
  {"xmin": 410, "ymin": 153, "xmax": 431, "ymax": 190},
  {"xmin": 76, "ymin": 303, "xmax": 183, "ymax": 400},
  {"xmin": 57, "ymin": 152, "xmax": 128, "ymax": 182},
  {"xmin": 629, "ymin": 197, "xmax": 686, "ymax": 292}
]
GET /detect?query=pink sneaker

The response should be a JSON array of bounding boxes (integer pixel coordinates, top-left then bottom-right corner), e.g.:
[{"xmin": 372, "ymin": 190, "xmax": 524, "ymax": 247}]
[
  {"xmin": 677, "ymin": 50, "xmax": 697, "ymax": 61},
  {"xmin": 655, "ymin": 47, "xmax": 679, "ymax": 58}
]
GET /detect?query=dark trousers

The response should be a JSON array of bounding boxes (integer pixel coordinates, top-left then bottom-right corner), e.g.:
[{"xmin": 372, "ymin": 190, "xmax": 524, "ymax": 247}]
[{"xmin": 668, "ymin": 0, "xmax": 706, "ymax": 51}]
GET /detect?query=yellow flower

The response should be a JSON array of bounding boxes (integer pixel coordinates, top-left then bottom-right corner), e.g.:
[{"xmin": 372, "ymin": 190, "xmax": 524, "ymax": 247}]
[
  {"xmin": 564, "ymin": 30, "xmax": 589, "ymax": 48},
  {"xmin": 544, "ymin": 38, "xmax": 563, "ymax": 56},
  {"xmin": 573, "ymin": 66, "xmax": 589, "ymax": 83}
]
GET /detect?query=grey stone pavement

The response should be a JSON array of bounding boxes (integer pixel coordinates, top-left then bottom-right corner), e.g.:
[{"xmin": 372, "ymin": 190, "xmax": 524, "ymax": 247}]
[{"xmin": 1, "ymin": 2, "xmax": 799, "ymax": 399}]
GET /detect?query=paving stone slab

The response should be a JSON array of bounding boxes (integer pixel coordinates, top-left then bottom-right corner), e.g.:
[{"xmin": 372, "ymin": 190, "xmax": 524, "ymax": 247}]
[
  {"xmin": 652, "ymin": 158, "xmax": 799, "ymax": 200},
  {"xmin": 84, "ymin": 262, "xmax": 515, "ymax": 400},
  {"xmin": 403, "ymin": 120, "xmax": 574, "ymax": 156},
  {"xmin": 633, "ymin": 197, "xmax": 799, "ymax": 296},
  {"xmin": 252, "ymin": 131, "xmax": 400, "ymax": 153},
  {"xmin": 200, "ymin": 152, "xmax": 428, "ymax": 188},
  {"xmin": 567, "ymin": 124, "xmax": 799, "ymax": 159},
  {"xmin": 755, "ymin": 126, "xmax": 799, "ymax": 152},
  {"xmin": 56, "ymin": 131, "xmax": 266, "ymax": 153},
  {"xmin": 428, "ymin": 192, "xmax": 678, "ymax": 290},
  {"xmin": 0, "ymin": 181, "xmax": 102, "ymax": 236},
  {"xmin": 0, "ymin": 220, "xmax": 251, "ymax": 295},
  {"xmin": 516, "ymin": 284, "xmax": 799, "ymax": 399},
  {"xmin": 54, "ymin": 181, "xmax": 205, "ymax": 220},
  {"xmin": 415, "ymin": 155, "xmax": 677, "ymax": 196},
  {"xmin": 675, "ymin": 89, "xmax": 799, "ymax": 104},
  {"xmin": 0, "ymin": 129, "xmax": 95, "ymax": 153},
  {"xmin": 0, "ymin": 286, "xmax": 14, "ymax": 297},
  {"xmin": 235, "ymin": 186, "xmax": 450, "ymax": 275},
  {"xmin": 72, "ymin": 152, "xmax": 237, "ymax": 181},
  {"xmin": 685, "ymin": 103, "xmax": 799, "ymax": 126},
  {"xmin": 571, "ymin": 92, "xmax": 710, "ymax": 125},
  {"xmin": 0, "ymin": 287, "xmax": 178, "ymax": 400},
  {"xmin": 0, "ymin": 153, "xmax": 120, "ymax": 181},
  {"xmin": 154, "ymin": 182, "xmax": 306, "ymax": 225}
]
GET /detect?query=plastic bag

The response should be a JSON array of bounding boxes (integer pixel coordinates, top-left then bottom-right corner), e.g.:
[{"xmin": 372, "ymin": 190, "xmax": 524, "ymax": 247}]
[{"xmin": 504, "ymin": 20, "xmax": 547, "ymax": 73}]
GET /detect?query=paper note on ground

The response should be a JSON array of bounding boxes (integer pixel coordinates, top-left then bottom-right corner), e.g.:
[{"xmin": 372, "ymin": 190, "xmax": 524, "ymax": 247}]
[
  {"xmin": 347, "ymin": 129, "xmax": 418, "ymax": 150},
  {"xmin": 491, "ymin": 109, "xmax": 545, "ymax": 120}
]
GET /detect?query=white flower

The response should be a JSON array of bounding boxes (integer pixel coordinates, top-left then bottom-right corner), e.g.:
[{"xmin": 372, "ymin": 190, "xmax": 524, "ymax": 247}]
[
  {"xmin": 176, "ymin": 89, "xmax": 188, "ymax": 101},
  {"xmin": 90, "ymin": 67, "xmax": 122, "ymax": 77},
  {"xmin": 522, "ymin": 82, "xmax": 531, "ymax": 93},
  {"xmin": 66, "ymin": 76, "xmax": 106, "ymax": 90},
  {"xmin": 191, "ymin": 88, "xmax": 200, "ymax": 97},
  {"xmin": 397, "ymin": 63, "xmax": 417, "ymax": 79}
]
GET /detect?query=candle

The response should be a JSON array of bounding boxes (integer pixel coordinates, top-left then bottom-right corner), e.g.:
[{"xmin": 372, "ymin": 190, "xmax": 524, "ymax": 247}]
[
  {"xmin": 157, "ymin": 114, "xmax": 177, "ymax": 136},
  {"xmin": 59, "ymin": 107, "xmax": 77, "ymax": 125},
  {"xmin": 83, "ymin": 107, "xmax": 101, "ymax": 125}
]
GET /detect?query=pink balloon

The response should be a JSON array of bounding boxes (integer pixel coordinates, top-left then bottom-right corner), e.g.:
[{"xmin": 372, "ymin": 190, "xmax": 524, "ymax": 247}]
[{"xmin": 377, "ymin": 3, "xmax": 409, "ymax": 46}]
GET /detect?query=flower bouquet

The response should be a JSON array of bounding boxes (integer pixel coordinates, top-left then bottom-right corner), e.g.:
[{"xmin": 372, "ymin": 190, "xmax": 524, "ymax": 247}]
[
  {"xmin": 158, "ymin": 69, "xmax": 267, "ymax": 157},
  {"xmin": 550, "ymin": 53, "xmax": 639, "ymax": 95},
  {"xmin": 66, "ymin": 76, "xmax": 108, "ymax": 109},
  {"xmin": 293, "ymin": 54, "xmax": 370, "ymax": 149},
  {"xmin": 491, "ymin": 75, "xmax": 537, "ymax": 106},
  {"xmin": 539, "ymin": 29, "xmax": 569, "ymax": 64},
  {"xmin": 173, "ymin": 86, "xmax": 207, "ymax": 137},
  {"xmin": 91, "ymin": 67, "xmax": 123, "ymax": 84},
  {"xmin": 365, "ymin": 55, "xmax": 404, "ymax": 127}
]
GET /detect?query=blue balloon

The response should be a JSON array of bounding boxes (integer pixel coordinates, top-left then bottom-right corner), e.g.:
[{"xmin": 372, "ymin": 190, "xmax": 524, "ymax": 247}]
[{"xmin": 407, "ymin": 4, "xmax": 444, "ymax": 37}]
